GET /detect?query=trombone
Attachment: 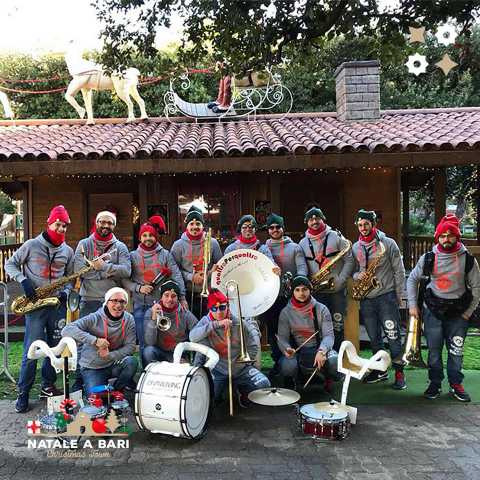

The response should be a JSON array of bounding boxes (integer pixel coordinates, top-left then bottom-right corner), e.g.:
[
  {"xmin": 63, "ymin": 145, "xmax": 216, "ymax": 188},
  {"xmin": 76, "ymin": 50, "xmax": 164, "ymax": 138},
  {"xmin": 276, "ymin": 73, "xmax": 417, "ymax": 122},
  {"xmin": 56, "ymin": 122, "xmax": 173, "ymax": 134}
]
[{"xmin": 198, "ymin": 227, "xmax": 212, "ymax": 314}]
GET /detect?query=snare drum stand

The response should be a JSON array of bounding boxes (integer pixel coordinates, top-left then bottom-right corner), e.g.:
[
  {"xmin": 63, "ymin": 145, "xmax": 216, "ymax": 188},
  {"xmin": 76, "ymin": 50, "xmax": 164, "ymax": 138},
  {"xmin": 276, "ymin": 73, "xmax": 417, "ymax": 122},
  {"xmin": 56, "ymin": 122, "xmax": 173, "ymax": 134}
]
[{"xmin": 0, "ymin": 282, "xmax": 15, "ymax": 383}]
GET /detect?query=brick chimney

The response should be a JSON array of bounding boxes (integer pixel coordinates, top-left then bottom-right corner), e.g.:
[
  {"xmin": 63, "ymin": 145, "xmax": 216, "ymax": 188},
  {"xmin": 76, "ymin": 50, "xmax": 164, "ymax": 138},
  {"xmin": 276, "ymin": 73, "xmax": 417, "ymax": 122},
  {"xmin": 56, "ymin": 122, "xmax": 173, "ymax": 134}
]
[{"xmin": 334, "ymin": 60, "xmax": 380, "ymax": 122}]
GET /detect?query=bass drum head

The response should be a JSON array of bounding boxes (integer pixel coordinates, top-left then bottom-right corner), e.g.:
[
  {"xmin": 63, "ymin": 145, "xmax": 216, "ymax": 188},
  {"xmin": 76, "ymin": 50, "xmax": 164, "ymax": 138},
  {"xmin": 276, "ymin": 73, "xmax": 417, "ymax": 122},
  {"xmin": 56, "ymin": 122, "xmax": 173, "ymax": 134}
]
[{"xmin": 182, "ymin": 367, "xmax": 211, "ymax": 439}]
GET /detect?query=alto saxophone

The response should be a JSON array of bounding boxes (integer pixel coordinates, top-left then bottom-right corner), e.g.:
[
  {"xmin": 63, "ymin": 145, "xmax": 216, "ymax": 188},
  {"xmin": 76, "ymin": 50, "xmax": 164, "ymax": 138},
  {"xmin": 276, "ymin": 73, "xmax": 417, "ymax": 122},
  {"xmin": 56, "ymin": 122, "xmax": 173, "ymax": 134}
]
[
  {"xmin": 12, "ymin": 249, "xmax": 116, "ymax": 315},
  {"xmin": 310, "ymin": 237, "xmax": 352, "ymax": 292},
  {"xmin": 351, "ymin": 241, "xmax": 385, "ymax": 301}
]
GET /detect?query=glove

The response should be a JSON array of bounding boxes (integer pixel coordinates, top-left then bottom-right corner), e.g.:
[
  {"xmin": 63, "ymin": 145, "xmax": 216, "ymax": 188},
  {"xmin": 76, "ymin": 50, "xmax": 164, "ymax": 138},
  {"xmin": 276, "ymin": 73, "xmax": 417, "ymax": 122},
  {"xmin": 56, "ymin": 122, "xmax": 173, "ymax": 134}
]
[
  {"xmin": 21, "ymin": 279, "xmax": 36, "ymax": 300},
  {"xmin": 58, "ymin": 291, "xmax": 68, "ymax": 304}
]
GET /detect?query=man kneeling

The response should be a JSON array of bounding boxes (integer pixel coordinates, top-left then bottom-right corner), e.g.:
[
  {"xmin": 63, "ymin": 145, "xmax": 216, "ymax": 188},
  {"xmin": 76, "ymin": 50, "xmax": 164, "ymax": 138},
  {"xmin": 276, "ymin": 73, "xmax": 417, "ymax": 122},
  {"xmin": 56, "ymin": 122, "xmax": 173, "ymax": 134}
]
[
  {"xmin": 189, "ymin": 289, "xmax": 270, "ymax": 407},
  {"xmin": 62, "ymin": 287, "xmax": 137, "ymax": 395},
  {"xmin": 143, "ymin": 280, "xmax": 198, "ymax": 365},
  {"xmin": 278, "ymin": 275, "xmax": 339, "ymax": 391}
]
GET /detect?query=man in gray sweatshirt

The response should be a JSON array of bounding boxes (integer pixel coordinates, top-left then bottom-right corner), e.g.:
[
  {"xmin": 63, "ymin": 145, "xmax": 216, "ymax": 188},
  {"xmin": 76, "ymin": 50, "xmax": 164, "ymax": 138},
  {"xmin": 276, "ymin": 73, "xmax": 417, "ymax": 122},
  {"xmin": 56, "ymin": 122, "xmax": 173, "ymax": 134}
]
[
  {"xmin": 277, "ymin": 275, "xmax": 338, "ymax": 392},
  {"xmin": 6, "ymin": 205, "xmax": 74, "ymax": 413},
  {"xmin": 351, "ymin": 209, "xmax": 406, "ymax": 389},
  {"xmin": 299, "ymin": 207, "xmax": 354, "ymax": 351},
  {"xmin": 122, "ymin": 222, "xmax": 186, "ymax": 359},
  {"xmin": 143, "ymin": 280, "xmax": 198, "ymax": 365},
  {"xmin": 264, "ymin": 213, "xmax": 308, "ymax": 377},
  {"xmin": 407, "ymin": 215, "xmax": 480, "ymax": 402},
  {"xmin": 73, "ymin": 210, "xmax": 131, "ymax": 316},
  {"xmin": 170, "ymin": 205, "xmax": 222, "ymax": 318},
  {"xmin": 62, "ymin": 287, "xmax": 137, "ymax": 396},
  {"xmin": 189, "ymin": 289, "xmax": 270, "ymax": 407}
]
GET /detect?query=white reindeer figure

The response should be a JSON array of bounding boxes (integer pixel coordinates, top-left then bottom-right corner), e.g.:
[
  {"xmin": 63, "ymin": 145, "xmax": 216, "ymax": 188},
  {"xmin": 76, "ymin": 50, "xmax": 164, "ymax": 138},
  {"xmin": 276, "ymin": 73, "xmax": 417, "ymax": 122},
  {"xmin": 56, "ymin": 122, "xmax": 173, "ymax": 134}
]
[
  {"xmin": 64, "ymin": 41, "xmax": 148, "ymax": 125},
  {"xmin": 0, "ymin": 91, "xmax": 14, "ymax": 118}
]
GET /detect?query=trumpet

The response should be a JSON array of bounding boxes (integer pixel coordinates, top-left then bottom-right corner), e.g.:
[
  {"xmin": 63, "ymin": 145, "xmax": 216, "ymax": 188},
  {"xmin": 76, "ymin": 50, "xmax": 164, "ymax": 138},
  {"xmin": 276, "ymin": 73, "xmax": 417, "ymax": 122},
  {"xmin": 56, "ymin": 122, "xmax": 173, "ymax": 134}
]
[{"xmin": 155, "ymin": 309, "xmax": 172, "ymax": 331}]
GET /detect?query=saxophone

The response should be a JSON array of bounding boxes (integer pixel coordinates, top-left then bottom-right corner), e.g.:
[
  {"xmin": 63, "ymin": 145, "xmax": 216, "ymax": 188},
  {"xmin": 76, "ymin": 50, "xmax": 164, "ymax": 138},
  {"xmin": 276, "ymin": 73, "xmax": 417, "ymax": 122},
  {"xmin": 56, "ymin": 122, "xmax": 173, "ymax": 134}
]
[
  {"xmin": 310, "ymin": 237, "xmax": 352, "ymax": 292},
  {"xmin": 351, "ymin": 241, "xmax": 386, "ymax": 300},
  {"xmin": 12, "ymin": 249, "xmax": 116, "ymax": 315}
]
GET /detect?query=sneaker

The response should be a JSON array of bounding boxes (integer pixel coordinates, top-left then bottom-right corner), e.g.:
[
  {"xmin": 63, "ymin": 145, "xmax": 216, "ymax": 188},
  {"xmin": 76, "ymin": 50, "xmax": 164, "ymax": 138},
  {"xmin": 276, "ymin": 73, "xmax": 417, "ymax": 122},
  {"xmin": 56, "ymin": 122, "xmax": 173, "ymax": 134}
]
[
  {"xmin": 424, "ymin": 382, "xmax": 441, "ymax": 400},
  {"xmin": 237, "ymin": 391, "xmax": 252, "ymax": 408},
  {"xmin": 392, "ymin": 370, "xmax": 407, "ymax": 390},
  {"xmin": 39, "ymin": 385, "xmax": 63, "ymax": 398},
  {"xmin": 364, "ymin": 370, "xmax": 389, "ymax": 384},
  {"xmin": 207, "ymin": 101, "xmax": 219, "ymax": 109},
  {"xmin": 15, "ymin": 393, "xmax": 29, "ymax": 413},
  {"xmin": 450, "ymin": 383, "xmax": 471, "ymax": 403}
]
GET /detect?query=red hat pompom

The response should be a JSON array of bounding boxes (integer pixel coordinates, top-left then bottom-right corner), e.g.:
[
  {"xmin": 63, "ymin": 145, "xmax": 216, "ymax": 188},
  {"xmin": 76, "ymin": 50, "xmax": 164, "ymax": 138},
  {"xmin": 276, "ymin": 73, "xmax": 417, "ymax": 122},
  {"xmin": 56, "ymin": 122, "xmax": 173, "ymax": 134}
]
[
  {"xmin": 149, "ymin": 215, "xmax": 166, "ymax": 235},
  {"xmin": 47, "ymin": 205, "xmax": 71, "ymax": 225}
]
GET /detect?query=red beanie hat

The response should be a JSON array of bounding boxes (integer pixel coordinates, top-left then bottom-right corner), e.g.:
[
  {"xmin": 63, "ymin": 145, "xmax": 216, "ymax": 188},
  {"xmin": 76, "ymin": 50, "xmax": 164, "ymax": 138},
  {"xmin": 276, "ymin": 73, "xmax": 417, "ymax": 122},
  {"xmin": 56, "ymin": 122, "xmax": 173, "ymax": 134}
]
[
  {"xmin": 149, "ymin": 215, "xmax": 166, "ymax": 234},
  {"xmin": 139, "ymin": 223, "xmax": 158, "ymax": 241},
  {"xmin": 434, "ymin": 214, "xmax": 461, "ymax": 243},
  {"xmin": 207, "ymin": 289, "xmax": 228, "ymax": 310},
  {"xmin": 47, "ymin": 205, "xmax": 71, "ymax": 225}
]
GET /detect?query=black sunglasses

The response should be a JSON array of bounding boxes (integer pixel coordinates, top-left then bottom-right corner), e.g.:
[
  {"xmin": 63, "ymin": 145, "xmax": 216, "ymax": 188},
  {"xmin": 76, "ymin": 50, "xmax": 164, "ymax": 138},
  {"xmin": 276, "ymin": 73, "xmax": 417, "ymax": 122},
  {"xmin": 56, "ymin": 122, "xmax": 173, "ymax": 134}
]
[{"xmin": 211, "ymin": 304, "xmax": 228, "ymax": 312}]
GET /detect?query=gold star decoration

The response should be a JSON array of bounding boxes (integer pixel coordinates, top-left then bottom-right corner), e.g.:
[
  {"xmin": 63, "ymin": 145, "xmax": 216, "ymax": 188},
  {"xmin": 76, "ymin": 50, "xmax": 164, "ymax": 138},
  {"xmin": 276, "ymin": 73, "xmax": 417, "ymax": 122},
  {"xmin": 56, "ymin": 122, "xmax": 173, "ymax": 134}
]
[
  {"xmin": 409, "ymin": 26, "xmax": 426, "ymax": 44},
  {"xmin": 435, "ymin": 54, "xmax": 458, "ymax": 76}
]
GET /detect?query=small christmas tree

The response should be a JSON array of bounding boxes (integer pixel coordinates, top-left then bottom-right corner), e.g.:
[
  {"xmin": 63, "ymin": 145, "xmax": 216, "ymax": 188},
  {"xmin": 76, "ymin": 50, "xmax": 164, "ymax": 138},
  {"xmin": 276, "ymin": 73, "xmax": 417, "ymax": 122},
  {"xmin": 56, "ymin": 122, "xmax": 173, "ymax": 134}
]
[{"xmin": 105, "ymin": 409, "xmax": 121, "ymax": 434}]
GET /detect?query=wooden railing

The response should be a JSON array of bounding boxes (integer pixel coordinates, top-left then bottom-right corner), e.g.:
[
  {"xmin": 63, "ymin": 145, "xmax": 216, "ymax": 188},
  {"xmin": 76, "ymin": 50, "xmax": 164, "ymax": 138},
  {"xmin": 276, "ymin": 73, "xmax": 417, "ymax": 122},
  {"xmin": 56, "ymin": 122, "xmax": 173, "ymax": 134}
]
[{"xmin": 0, "ymin": 243, "xmax": 21, "ymax": 283}]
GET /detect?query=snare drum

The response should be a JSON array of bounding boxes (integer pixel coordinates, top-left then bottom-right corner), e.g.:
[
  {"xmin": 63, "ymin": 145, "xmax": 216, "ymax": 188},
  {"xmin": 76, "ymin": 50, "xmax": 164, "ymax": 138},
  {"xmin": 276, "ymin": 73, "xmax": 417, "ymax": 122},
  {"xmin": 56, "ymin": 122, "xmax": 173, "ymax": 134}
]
[{"xmin": 298, "ymin": 402, "xmax": 350, "ymax": 441}]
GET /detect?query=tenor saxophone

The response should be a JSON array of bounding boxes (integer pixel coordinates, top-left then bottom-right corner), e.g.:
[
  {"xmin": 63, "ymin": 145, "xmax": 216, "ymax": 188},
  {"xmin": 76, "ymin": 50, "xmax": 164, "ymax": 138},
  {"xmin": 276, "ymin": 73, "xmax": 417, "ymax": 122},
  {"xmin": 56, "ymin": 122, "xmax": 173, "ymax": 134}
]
[
  {"xmin": 351, "ymin": 241, "xmax": 385, "ymax": 300},
  {"xmin": 310, "ymin": 238, "xmax": 352, "ymax": 292}
]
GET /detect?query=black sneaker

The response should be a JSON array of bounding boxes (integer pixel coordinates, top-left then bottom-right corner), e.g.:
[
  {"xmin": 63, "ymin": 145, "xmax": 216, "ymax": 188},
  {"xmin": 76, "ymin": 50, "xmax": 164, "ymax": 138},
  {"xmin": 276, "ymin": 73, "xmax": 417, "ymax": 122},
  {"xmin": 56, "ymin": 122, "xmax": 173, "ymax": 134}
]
[
  {"xmin": 424, "ymin": 382, "xmax": 441, "ymax": 400},
  {"xmin": 237, "ymin": 391, "xmax": 252, "ymax": 408},
  {"xmin": 364, "ymin": 370, "xmax": 389, "ymax": 384},
  {"xmin": 450, "ymin": 383, "xmax": 471, "ymax": 403},
  {"xmin": 39, "ymin": 385, "xmax": 62, "ymax": 398},
  {"xmin": 15, "ymin": 393, "xmax": 29, "ymax": 413},
  {"xmin": 392, "ymin": 370, "xmax": 407, "ymax": 390}
]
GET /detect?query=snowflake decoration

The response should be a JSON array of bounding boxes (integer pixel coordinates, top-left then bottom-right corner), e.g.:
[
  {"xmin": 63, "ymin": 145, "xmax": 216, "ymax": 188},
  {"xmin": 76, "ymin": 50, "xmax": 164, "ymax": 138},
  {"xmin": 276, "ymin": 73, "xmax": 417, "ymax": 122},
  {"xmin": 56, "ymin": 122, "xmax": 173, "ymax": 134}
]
[
  {"xmin": 436, "ymin": 24, "xmax": 457, "ymax": 46},
  {"xmin": 405, "ymin": 54, "xmax": 428, "ymax": 76}
]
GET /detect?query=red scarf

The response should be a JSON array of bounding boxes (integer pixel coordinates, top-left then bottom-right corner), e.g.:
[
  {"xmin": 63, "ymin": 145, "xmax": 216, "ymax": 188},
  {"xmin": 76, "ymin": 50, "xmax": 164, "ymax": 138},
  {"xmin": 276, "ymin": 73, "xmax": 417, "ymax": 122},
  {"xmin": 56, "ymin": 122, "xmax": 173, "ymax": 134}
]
[
  {"xmin": 359, "ymin": 227, "xmax": 378, "ymax": 243},
  {"xmin": 437, "ymin": 241, "xmax": 462, "ymax": 254},
  {"xmin": 160, "ymin": 302, "xmax": 179, "ymax": 328},
  {"xmin": 291, "ymin": 297, "xmax": 314, "ymax": 319},
  {"xmin": 307, "ymin": 222, "xmax": 326, "ymax": 236},
  {"xmin": 185, "ymin": 230, "xmax": 203, "ymax": 241},
  {"xmin": 139, "ymin": 242, "xmax": 158, "ymax": 252},
  {"xmin": 237, "ymin": 234, "xmax": 257, "ymax": 244},
  {"xmin": 94, "ymin": 231, "xmax": 113, "ymax": 242},
  {"xmin": 45, "ymin": 229, "xmax": 65, "ymax": 246}
]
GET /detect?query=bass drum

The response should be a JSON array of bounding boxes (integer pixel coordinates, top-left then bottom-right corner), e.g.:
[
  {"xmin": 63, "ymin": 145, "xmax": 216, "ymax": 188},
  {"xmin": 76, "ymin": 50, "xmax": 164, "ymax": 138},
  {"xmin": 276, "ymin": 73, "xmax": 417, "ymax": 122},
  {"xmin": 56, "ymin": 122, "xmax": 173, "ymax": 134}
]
[{"xmin": 135, "ymin": 361, "xmax": 213, "ymax": 439}]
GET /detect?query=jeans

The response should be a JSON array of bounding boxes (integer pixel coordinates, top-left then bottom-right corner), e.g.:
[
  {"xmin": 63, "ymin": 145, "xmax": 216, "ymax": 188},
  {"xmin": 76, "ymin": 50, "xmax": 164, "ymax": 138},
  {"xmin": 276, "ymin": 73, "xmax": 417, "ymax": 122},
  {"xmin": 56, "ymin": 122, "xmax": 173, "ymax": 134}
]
[
  {"xmin": 133, "ymin": 303, "xmax": 149, "ymax": 360},
  {"xmin": 18, "ymin": 303, "xmax": 66, "ymax": 394},
  {"xmin": 81, "ymin": 356, "xmax": 138, "ymax": 395},
  {"xmin": 211, "ymin": 365, "xmax": 270, "ymax": 402},
  {"xmin": 143, "ymin": 345, "xmax": 174, "ymax": 366},
  {"xmin": 360, "ymin": 291, "xmax": 402, "ymax": 371},
  {"xmin": 279, "ymin": 346, "xmax": 339, "ymax": 380},
  {"xmin": 423, "ymin": 306, "xmax": 469, "ymax": 385},
  {"xmin": 72, "ymin": 300, "xmax": 104, "ymax": 391},
  {"xmin": 262, "ymin": 296, "xmax": 288, "ymax": 366},
  {"xmin": 314, "ymin": 290, "xmax": 346, "ymax": 351}
]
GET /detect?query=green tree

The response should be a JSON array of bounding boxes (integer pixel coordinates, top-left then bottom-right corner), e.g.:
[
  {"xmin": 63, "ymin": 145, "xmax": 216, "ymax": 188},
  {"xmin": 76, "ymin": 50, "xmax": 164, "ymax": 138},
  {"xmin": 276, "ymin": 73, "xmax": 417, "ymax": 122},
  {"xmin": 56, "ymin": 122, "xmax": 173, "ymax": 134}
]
[{"xmin": 0, "ymin": 192, "xmax": 14, "ymax": 215}]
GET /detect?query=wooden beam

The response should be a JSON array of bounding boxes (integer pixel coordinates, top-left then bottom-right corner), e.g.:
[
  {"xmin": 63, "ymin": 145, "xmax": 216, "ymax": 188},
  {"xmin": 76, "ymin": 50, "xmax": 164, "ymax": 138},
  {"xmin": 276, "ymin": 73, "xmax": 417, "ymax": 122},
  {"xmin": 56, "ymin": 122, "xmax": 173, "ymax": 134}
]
[{"xmin": 434, "ymin": 168, "xmax": 447, "ymax": 226}]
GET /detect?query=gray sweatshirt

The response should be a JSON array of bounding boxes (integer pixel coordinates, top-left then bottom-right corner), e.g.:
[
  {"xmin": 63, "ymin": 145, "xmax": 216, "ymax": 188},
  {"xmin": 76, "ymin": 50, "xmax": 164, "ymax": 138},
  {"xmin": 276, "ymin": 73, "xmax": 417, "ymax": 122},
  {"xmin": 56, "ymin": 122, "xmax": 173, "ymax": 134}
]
[
  {"xmin": 189, "ymin": 314, "xmax": 259, "ymax": 375},
  {"xmin": 122, "ymin": 244, "xmax": 186, "ymax": 306},
  {"xmin": 62, "ymin": 307, "xmax": 136, "ymax": 369},
  {"xmin": 266, "ymin": 236, "xmax": 308, "ymax": 297},
  {"xmin": 170, "ymin": 232, "xmax": 223, "ymax": 293},
  {"xmin": 299, "ymin": 226, "xmax": 354, "ymax": 293},
  {"xmin": 73, "ymin": 234, "xmax": 131, "ymax": 301},
  {"xmin": 407, "ymin": 243, "xmax": 480, "ymax": 318},
  {"xmin": 144, "ymin": 306, "xmax": 198, "ymax": 351},
  {"xmin": 5, "ymin": 233, "xmax": 74, "ymax": 293},
  {"xmin": 224, "ymin": 238, "xmax": 275, "ymax": 262},
  {"xmin": 277, "ymin": 298, "xmax": 334, "ymax": 354},
  {"xmin": 352, "ymin": 230, "xmax": 405, "ymax": 300}
]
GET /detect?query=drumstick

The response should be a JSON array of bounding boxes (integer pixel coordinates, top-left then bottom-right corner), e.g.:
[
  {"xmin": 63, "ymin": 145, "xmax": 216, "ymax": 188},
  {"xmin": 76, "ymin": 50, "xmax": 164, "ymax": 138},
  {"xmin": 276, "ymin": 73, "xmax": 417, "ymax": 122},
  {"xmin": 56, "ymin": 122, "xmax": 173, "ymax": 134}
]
[
  {"xmin": 293, "ymin": 330, "xmax": 319, "ymax": 353},
  {"xmin": 303, "ymin": 368, "xmax": 318, "ymax": 389}
]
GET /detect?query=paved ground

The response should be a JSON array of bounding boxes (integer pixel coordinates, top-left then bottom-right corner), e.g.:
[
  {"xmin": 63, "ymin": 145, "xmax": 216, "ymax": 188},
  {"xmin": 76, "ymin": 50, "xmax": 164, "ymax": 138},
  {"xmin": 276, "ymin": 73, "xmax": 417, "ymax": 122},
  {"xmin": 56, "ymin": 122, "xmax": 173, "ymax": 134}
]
[{"xmin": 0, "ymin": 396, "xmax": 479, "ymax": 480}]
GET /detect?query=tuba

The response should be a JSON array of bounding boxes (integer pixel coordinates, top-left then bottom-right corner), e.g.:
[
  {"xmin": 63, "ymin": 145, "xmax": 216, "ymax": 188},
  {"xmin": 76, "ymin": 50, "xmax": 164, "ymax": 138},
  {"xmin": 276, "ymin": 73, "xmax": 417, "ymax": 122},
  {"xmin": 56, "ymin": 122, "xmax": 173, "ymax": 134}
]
[
  {"xmin": 310, "ymin": 238, "xmax": 352, "ymax": 292},
  {"xmin": 351, "ymin": 241, "xmax": 386, "ymax": 301}
]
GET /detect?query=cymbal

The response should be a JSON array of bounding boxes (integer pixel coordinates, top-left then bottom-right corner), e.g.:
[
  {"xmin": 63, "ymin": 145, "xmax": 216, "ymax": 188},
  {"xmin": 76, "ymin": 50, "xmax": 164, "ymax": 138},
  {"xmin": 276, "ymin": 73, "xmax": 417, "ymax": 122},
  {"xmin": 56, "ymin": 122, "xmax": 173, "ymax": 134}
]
[
  {"xmin": 310, "ymin": 401, "xmax": 349, "ymax": 415},
  {"xmin": 248, "ymin": 387, "xmax": 301, "ymax": 406}
]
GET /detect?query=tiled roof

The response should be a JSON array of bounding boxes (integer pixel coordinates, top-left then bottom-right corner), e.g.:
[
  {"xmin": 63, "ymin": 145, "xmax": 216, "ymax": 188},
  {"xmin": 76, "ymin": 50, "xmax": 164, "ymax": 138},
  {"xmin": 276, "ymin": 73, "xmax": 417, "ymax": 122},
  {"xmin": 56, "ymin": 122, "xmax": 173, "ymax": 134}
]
[{"xmin": 1, "ymin": 108, "xmax": 480, "ymax": 161}]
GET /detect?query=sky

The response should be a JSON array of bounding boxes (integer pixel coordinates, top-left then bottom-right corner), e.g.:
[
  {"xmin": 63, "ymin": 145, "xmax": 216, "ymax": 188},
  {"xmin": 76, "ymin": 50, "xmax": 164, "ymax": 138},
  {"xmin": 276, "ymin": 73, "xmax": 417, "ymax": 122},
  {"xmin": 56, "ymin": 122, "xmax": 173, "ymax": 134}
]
[{"xmin": 0, "ymin": 0, "xmax": 399, "ymax": 55}]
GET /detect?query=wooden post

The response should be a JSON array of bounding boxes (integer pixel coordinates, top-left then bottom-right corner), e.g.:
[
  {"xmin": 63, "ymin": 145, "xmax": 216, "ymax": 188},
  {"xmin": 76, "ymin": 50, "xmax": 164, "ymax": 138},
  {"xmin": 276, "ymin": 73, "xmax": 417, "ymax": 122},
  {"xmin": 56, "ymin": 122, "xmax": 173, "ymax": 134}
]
[
  {"xmin": 402, "ymin": 187, "xmax": 410, "ymax": 269},
  {"xmin": 434, "ymin": 168, "xmax": 447, "ymax": 226},
  {"xmin": 138, "ymin": 177, "xmax": 148, "ymax": 224},
  {"xmin": 477, "ymin": 166, "xmax": 480, "ymax": 245}
]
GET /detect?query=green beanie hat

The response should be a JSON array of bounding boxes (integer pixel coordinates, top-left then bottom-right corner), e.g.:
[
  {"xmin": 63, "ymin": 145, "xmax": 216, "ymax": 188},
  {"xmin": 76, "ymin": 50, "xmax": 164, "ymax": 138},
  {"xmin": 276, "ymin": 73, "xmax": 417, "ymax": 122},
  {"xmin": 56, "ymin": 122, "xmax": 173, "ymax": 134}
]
[
  {"xmin": 160, "ymin": 280, "xmax": 181, "ymax": 297},
  {"xmin": 237, "ymin": 214, "xmax": 257, "ymax": 233},
  {"xmin": 356, "ymin": 209, "xmax": 377, "ymax": 225},
  {"xmin": 291, "ymin": 275, "xmax": 313, "ymax": 291},
  {"xmin": 304, "ymin": 207, "xmax": 326, "ymax": 223},
  {"xmin": 185, "ymin": 205, "xmax": 204, "ymax": 225},
  {"xmin": 266, "ymin": 213, "xmax": 285, "ymax": 228}
]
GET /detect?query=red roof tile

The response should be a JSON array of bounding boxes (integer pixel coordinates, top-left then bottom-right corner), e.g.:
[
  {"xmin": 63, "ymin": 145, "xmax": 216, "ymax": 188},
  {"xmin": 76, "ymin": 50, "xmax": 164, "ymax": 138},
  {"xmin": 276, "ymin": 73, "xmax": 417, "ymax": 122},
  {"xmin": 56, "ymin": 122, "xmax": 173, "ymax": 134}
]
[{"xmin": 1, "ymin": 108, "xmax": 480, "ymax": 162}]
